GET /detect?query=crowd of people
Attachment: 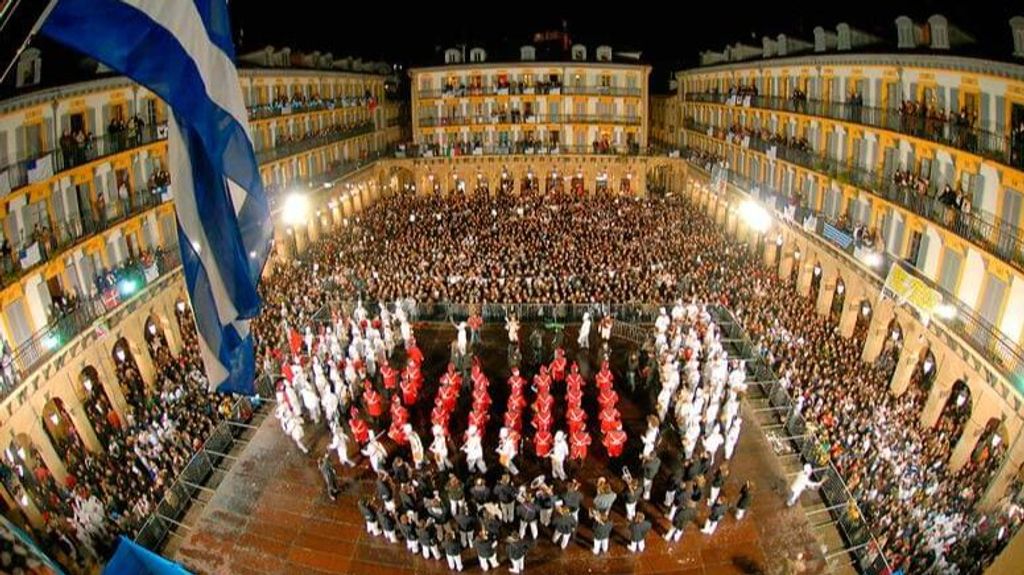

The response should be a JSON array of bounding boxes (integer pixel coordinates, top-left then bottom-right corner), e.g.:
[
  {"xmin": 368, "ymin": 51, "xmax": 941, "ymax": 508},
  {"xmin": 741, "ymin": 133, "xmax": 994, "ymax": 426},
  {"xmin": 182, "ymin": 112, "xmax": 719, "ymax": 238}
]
[
  {"xmin": 6, "ymin": 170, "xmax": 1024, "ymax": 573},
  {"xmin": 246, "ymin": 92, "xmax": 376, "ymax": 120},
  {"xmin": 268, "ymin": 120, "xmax": 373, "ymax": 151},
  {"xmin": 3, "ymin": 303, "xmax": 251, "ymax": 572},
  {"xmin": 252, "ymin": 185, "xmax": 1022, "ymax": 574}
]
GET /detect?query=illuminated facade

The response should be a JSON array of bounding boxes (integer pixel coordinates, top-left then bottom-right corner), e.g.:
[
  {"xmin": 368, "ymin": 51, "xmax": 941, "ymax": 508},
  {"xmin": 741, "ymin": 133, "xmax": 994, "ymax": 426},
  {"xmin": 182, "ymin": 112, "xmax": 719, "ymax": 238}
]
[
  {"xmin": 0, "ymin": 47, "xmax": 400, "ymax": 526},
  {"xmin": 410, "ymin": 44, "xmax": 650, "ymax": 155}
]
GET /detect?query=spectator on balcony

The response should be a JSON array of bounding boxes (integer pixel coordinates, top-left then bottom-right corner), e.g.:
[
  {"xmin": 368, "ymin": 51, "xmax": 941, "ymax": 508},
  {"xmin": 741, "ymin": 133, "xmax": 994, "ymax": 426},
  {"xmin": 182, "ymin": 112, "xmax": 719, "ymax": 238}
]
[
  {"xmin": 60, "ymin": 130, "xmax": 75, "ymax": 168},
  {"xmin": 118, "ymin": 179, "xmax": 131, "ymax": 215},
  {"xmin": 96, "ymin": 194, "xmax": 107, "ymax": 229},
  {"xmin": 73, "ymin": 129, "xmax": 88, "ymax": 164},
  {"xmin": 0, "ymin": 236, "xmax": 12, "ymax": 275},
  {"xmin": 1012, "ymin": 120, "xmax": 1024, "ymax": 170}
]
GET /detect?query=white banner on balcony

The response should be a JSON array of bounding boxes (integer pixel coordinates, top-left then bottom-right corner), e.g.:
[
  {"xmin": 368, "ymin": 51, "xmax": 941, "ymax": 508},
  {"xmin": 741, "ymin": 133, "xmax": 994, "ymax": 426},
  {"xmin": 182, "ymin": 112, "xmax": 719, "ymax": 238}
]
[
  {"xmin": 144, "ymin": 262, "xmax": 159, "ymax": 283},
  {"xmin": 19, "ymin": 242, "xmax": 41, "ymax": 269},
  {"xmin": 26, "ymin": 156, "xmax": 53, "ymax": 184}
]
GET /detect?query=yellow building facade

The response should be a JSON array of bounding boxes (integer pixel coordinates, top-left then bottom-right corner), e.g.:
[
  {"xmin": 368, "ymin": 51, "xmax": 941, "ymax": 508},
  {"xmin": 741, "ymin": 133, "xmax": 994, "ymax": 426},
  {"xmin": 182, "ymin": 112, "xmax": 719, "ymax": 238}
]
[{"xmin": 410, "ymin": 53, "xmax": 650, "ymax": 156}]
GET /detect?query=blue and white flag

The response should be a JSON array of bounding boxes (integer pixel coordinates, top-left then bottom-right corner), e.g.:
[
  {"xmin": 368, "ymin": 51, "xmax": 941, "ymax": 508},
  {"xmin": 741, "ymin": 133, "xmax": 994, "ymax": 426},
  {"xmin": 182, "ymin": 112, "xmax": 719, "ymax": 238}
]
[{"xmin": 42, "ymin": 0, "xmax": 273, "ymax": 395}]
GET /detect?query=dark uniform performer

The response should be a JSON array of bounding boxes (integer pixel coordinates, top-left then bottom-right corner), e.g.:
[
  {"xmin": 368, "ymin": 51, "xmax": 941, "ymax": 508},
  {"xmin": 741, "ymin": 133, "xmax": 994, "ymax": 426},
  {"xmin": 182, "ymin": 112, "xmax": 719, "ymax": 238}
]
[
  {"xmin": 592, "ymin": 511, "xmax": 613, "ymax": 555},
  {"xmin": 507, "ymin": 532, "xmax": 532, "ymax": 574},
  {"xmin": 320, "ymin": 454, "xmax": 339, "ymax": 501},
  {"xmin": 474, "ymin": 530, "xmax": 500, "ymax": 572},
  {"xmin": 627, "ymin": 511, "xmax": 653, "ymax": 553}
]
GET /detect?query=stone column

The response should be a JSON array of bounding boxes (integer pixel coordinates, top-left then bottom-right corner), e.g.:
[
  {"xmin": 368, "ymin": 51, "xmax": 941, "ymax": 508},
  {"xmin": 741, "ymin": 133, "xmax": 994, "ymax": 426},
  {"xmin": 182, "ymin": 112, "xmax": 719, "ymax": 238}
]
[
  {"xmin": 861, "ymin": 299, "xmax": 895, "ymax": 363},
  {"xmin": 816, "ymin": 266, "xmax": 838, "ymax": 317},
  {"xmin": 889, "ymin": 328, "xmax": 928, "ymax": 396},
  {"xmin": 949, "ymin": 415, "xmax": 987, "ymax": 472},
  {"xmin": 837, "ymin": 285, "xmax": 864, "ymax": 339},
  {"xmin": 58, "ymin": 386, "xmax": 102, "ymax": 453},
  {"xmin": 919, "ymin": 360, "xmax": 961, "ymax": 428}
]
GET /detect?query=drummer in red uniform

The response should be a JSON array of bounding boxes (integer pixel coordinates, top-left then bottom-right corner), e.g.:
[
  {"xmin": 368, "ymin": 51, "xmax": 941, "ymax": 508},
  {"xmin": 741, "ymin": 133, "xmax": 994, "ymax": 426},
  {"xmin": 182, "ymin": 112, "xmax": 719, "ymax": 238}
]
[
  {"xmin": 534, "ymin": 427, "xmax": 553, "ymax": 458},
  {"xmin": 381, "ymin": 362, "xmax": 398, "ymax": 394},
  {"xmin": 363, "ymin": 381, "xmax": 383, "ymax": 418},
  {"xmin": 550, "ymin": 348, "xmax": 567, "ymax": 383},
  {"xmin": 401, "ymin": 368, "xmax": 420, "ymax": 406},
  {"xmin": 508, "ymin": 367, "xmax": 526, "ymax": 395},
  {"xmin": 598, "ymin": 386, "xmax": 619, "ymax": 411},
  {"xmin": 349, "ymin": 406, "xmax": 370, "ymax": 443},
  {"xmin": 567, "ymin": 403, "xmax": 586, "ymax": 435},
  {"xmin": 599, "ymin": 404, "xmax": 621, "ymax": 434},
  {"xmin": 566, "ymin": 362, "xmax": 584, "ymax": 392},
  {"xmin": 596, "ymin": 361, "xmax": 613, "ymax": 390},
  {"xmin": 603, "ymin": 420, "xmax": 627, "ymax": 458},
  {"xmin": 406, "ymin": 336, "xmax": 424, "ymax": 366},
  {"xmin": 570, "ymin": 424, "xmax": 591, "ymax": 461}
]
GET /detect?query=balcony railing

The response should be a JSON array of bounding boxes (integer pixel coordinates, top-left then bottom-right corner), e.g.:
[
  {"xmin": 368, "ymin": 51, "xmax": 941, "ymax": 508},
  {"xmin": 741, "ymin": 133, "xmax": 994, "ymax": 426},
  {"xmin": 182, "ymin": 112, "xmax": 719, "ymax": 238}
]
[
  {"xmin": 0, "ymin": 125, "xmax": 166, "ymax": 198},
  {"xmin": 134, "ymin": 394, "xmax": 259, "ymax": 551},
  {"xmin": 0, "ymin": 187, "xmax": 168, "ymax": 289},
  {"xmin": 684, "ymin": 120, "xmax": 1024, "ymax": 274},
  {"xmin": 0, "ymin": 248, "xmax": 182, "ymax": 406},
  {"xmin": 418, "ymin": 114, "xmax": 642, "ymax": 128},
  {"xmin": 684, "ymin": 92, "xmax": 1024, "ymax": 172},
  {"xmin": 254, "ymin": 122, "xmax": 374, "ymax": 164},
  {"xmin": 418, "ymin": 85, "xmax": 642, "ymax": 99},
  {"xmin": 246, "ymin": 97, "xmax": 375, "ymax": 121},
  {"xmin": 685, "ymin": 154, "xmax": 1024, "ymax": 381}
]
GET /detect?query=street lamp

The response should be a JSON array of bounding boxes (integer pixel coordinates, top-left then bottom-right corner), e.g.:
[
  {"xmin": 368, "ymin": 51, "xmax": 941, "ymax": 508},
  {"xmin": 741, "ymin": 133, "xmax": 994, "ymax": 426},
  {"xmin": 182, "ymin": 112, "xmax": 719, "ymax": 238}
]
[
  {"xmin": 738, "ymin": 200, "xmax": 771, "ymax": 233},
  {"xmin": 282, "ymin": 193, "xmax": 310, "ymax": 226}
]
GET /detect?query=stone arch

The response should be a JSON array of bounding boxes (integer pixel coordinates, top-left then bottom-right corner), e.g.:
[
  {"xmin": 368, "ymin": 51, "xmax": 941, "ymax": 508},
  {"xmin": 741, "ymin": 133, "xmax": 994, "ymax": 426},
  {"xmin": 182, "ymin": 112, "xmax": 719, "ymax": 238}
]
[
  {"xmin": 934, "ymin": 379, "xmax": 973, "ymax": 455},
  {"xmin": 473, "ymin": 171, "xmax": 490, "ymax": 195},
  {"xmin": 545, "ymin": 168, "xmax": 562, "ymax": 194},
  {"xmin": 3, "ymin": 435, "xmax": 55, "ymax": 514},
  {"xmin": 809, "ymin": 261, "xmax": 823, "ymax": 303},
  {"xmin": 595, "ymin": 169, "xmax": 609, "ymax": 193},
  {"xmin": 77, "ymin": 365, "xmax": 119, "ymax": 445},
  {"xmin": 143, "ymin": 314, "xmax": 170, "ymax": 363},
  {"xmin": 789, "ymin": 248, "xmax": 802, "ymax": 285},
  {"xmin": 40, "ymin": 398, "xmax": 83, "ymax": 467},
  {"xmin": 499, "ymin": 167, "xmax": 514, "ymax": 194},
  {"xmin": 570, "ymin": 169, "xmax": 585, "ymax": 195},
  {"xmin": 853, "ymin": 298, "xmax": 873, "ymax": 340},
  {"xmin": 829, "ymin": 276, "xmax": 846, "ymax": 324},
  {"xmin": 965, "ymin": 417, "xmax": 1009, "ymax": 496},
  {"xmin": 911, "ymin": 346, "xmax": 938, "ymax": 393},
  {"xmin": 111, "ymin": 336, "xmax": 145, "ymax": 406},
  {"xmin": 647, "ymin": 164, "xmax": 672, "ymax": 196}
]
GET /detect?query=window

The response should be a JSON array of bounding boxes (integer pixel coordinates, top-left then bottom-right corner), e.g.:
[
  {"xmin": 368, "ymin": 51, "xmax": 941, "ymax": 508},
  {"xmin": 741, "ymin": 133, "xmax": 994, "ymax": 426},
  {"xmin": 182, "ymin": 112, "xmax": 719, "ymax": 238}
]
[{"xmin": 600, "ymin": 75, "xmax": 611, "ymax": 88}]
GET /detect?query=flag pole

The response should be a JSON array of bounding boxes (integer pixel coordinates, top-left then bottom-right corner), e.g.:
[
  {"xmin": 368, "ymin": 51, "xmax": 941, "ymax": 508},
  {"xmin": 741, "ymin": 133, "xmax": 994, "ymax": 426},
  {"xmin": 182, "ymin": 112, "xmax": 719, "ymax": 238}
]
[{"xmin": 0, "ymin": 0, "xmax": 59, "ymax": 86}]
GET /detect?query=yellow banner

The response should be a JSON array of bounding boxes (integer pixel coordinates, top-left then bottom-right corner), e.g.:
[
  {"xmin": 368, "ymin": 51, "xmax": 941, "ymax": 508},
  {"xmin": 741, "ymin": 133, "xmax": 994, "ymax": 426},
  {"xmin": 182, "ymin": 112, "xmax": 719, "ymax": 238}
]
[{"xmin": 885, "ymin": 263, "xmax": 942, "ymax": 316}]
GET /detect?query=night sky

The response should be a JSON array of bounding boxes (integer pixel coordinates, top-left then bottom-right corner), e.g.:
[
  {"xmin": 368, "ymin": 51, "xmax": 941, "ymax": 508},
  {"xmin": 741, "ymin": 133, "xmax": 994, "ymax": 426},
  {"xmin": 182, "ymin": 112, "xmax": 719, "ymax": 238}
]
[{"xmin": 229, "ymin": 0, "xmax": 1019, "ymax": 90}]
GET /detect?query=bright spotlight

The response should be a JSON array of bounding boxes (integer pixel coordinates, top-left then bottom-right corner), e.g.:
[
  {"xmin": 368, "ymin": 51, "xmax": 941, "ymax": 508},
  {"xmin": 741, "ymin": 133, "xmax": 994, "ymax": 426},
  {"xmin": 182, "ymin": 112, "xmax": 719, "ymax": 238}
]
[
  {"xmin": 738, "ymin": 200, "xmax": 772, "ymax": 233},
  {"xmin": 935, "ymin": 303, "xmax": 957, "ymax": 320},
  {"xmin": 863, "ymin": 252, "xmax": 883, "ymax": 268},
  {"xmin": 282, "ymin": 193, "xmax": 310, "ymax": 226}
]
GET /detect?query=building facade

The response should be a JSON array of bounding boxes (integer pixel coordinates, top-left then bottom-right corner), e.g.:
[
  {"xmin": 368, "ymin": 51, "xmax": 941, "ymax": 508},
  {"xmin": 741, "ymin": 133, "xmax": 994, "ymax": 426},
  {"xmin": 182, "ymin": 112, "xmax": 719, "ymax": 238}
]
[
  {"xmin": 410, "ymin": 46, "xmax": 651, "ymax": 156},
  {"xmin": 677, "ymin": 16, "xmax": 1024, "ymax": 386},
  {"xmin": 0, "ymin": 48, "xmax": 401, "ymax": 532}
]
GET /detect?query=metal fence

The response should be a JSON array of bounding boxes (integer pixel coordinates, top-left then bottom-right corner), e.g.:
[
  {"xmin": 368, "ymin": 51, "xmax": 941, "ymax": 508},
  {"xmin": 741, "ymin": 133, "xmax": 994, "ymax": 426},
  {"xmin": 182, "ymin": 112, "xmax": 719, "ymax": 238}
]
[
  {"xmin": 711, "ymin": 305, "xmax": 892, "ymax": 574},
  {"xmin": 133, "ymin": 395, "xmax": 259, "ymax": 551}
]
